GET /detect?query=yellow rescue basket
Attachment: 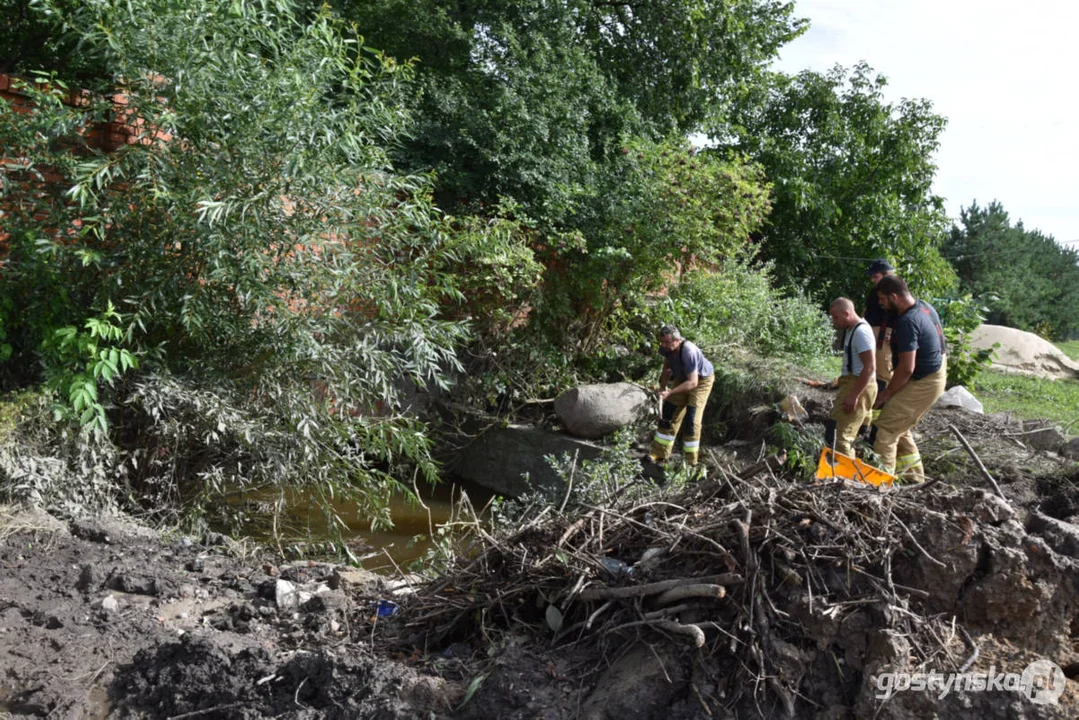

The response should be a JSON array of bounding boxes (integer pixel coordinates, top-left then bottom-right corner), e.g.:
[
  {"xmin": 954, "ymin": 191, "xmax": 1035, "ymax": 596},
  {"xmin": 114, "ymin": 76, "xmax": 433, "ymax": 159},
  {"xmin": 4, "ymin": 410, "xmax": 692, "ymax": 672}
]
[{"xmin": 815, "ymin": 448, "xmax": 896, "ymax": 487}]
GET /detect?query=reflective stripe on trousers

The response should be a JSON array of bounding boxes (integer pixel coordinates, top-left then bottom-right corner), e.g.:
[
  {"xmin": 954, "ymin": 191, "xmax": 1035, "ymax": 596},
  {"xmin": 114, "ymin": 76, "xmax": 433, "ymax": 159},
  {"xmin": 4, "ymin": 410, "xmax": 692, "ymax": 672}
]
[
  {"xmin": 873, "ymin": 359, "xmax": 946, "ymax": 483},
  {"xmin": 895, "ymin": 452, "xmax": 922, "ymax": 475},
  {"xmin": 650, "ymin": 373, "xmax": 715, "ymax": 464}
]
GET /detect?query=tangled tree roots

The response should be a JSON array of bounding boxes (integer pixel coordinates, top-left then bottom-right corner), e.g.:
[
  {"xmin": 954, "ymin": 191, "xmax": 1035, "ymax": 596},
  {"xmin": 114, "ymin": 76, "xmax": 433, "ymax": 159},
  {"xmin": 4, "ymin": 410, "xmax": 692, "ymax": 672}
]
[{"xmin": 388, "ymin": 459, "xmax": 1078, "ymax": 718}]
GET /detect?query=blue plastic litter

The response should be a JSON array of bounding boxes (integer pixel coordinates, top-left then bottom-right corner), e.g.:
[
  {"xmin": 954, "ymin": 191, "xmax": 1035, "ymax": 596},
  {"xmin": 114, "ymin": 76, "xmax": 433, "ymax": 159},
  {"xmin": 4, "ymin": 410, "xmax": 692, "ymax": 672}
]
[
  {"xmin": 599, "ymin": 557, "xmax": 632, "ymax": 578},
  {"xmin": 376, "ymin": 599, "xmax": 399, "ymax": 617}
]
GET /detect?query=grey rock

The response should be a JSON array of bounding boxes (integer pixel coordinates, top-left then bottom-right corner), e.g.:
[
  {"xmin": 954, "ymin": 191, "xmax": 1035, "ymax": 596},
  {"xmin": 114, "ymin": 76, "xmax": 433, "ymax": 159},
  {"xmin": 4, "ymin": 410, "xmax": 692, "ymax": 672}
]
[
  {"xmin": 105, "ymin": 572, "xmax": 160, "ymax": 596},
  {"xmin": 449, "ymin": 424, "xmax": 604, "ymax": 497},
  {"xmin": 1022, "ymin": 419, "xmax": 1067, "ymax": 451},
  {"xmin": 330, "ymin": 567, "xmax": 384, "ymax": 595},
  {"xmin": 554, "ymin": 383, "xmax": 652, "ymax": 439},
  {"xmin": 1060, "ymin": 437, "xmax": 1079, "ymax": 460}
]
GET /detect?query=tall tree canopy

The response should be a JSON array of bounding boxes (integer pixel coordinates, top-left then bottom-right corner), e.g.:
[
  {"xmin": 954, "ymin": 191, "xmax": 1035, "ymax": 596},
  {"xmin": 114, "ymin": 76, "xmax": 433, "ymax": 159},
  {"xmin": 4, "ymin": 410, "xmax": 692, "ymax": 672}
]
[
  {"xmin": 722, "ymin": 63, "xmax": 956, "ymax": 302},
  {"xmin": 331, "ymin": 0, "xmax": 805, "ymax": 223},
  {"xmin": 943, "ymin": 201, "xmax": 1079, "ymax": 339}
]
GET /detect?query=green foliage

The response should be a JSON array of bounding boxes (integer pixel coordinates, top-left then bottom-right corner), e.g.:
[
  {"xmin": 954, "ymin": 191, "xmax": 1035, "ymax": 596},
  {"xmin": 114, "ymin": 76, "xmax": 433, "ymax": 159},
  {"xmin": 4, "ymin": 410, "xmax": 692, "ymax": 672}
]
[
  {"xmin": 943, "ymin": 201, "xmax": 1079, "ymax": 340},
  {"xmin": 42, "ymin": 302, "xmax": 138, "ymax": 434},
  {"xmin": 768, "ymin": 421, "xmax": 821, "ymax": 477},
  {"xmin": 533, "ymin": 140, "xmax": 772, "ymax": 354},
  {"xmin": 934, "ymin": 294, "xmax": 995, "ymax": 388},
  {"xmin": 438, "ymin": 203, "xmax": 544, "ymax": 342},
  {"xmin": 0, "ymin": 75, "xmax": 114, "ymax": 389},
  {"xmin": 0, "ymin": 0, "xmax": 112, "ymax": 83},
  {"xmin": 974, "ymin": 371, "xmax": 1079, "ymax": 426},
  {"xmin": 0, "ymin": 0, "xmax": 524, "ymax": 523},
  {"xmin": 656, "ymin": 257, "xmax": 833, "ymax": 364},
  {"xmin": 723, "ymin": 62, "xmax": 957, "ymax": 302},
  {"xmin": 338, "ymin": 0, "xmax": 805, "ymax": 222}
]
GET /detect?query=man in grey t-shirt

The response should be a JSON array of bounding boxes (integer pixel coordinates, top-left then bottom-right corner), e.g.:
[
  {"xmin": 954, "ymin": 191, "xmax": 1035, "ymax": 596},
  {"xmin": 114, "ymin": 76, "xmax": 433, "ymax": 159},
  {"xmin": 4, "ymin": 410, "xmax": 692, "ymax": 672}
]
[
  {"xmin": 649, "ymin": 324, "xmax": 715, "ymax": 466},
  {"xmin": 828, "ymin": 298, "xmax": 877, "ymax": 456}
]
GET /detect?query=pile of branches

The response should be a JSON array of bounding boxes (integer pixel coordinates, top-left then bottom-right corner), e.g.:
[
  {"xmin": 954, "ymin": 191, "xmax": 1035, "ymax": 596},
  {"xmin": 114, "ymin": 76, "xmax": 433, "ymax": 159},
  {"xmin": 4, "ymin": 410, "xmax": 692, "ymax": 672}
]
[{"xmin": 390, "ymin": 460, "xmax": 975, "ymax": 716}]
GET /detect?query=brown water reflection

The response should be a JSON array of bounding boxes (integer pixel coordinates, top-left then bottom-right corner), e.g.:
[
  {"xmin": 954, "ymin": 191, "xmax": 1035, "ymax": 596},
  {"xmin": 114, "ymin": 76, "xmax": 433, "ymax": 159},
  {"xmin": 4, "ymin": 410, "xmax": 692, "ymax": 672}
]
[
  {"xmin": 334, "ymin": 480, "xmax": 495, "ymax": 571},
  {"xmin": 230, "ymin": 480, "xmax": 495, "ymax": 571}
]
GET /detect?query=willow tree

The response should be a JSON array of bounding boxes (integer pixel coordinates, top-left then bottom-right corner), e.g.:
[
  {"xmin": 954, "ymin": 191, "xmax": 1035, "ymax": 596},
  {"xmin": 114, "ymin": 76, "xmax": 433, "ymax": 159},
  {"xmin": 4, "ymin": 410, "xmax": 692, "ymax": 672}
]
[{"xmin": 0, "ymin": 0, "xmax": 537, "ymax": 527}]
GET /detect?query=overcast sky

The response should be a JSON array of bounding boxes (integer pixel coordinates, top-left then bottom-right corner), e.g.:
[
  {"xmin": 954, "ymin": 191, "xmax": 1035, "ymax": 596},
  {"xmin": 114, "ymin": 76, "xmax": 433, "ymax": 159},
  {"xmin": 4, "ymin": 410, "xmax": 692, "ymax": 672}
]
[{"xmin": 775, "ymin": 0, "xmax": 1079, "ymax": 247}]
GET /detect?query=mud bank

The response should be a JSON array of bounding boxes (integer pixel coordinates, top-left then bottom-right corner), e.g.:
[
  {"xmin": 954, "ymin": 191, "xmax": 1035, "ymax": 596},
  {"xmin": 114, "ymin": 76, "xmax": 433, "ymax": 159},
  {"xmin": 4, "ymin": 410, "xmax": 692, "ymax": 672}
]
[{"xmin": 1, "ymin": 406, "xmax": 1078, "ymax": 719}]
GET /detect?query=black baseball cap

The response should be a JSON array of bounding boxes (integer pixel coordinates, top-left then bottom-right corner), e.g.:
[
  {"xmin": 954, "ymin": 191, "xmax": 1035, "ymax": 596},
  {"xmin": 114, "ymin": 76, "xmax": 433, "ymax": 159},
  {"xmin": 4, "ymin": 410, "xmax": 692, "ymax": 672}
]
[{"xmin": 866, "ymin": 259, "xmax": 894, "ymax": 276}]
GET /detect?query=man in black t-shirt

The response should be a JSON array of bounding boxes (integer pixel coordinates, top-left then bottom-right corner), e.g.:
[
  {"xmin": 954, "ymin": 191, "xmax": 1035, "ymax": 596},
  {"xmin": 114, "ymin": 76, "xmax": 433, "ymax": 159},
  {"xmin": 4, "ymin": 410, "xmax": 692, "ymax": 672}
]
[
  {"xmin": 871, "ymin": 275, "xmax": 947, "ymax": 481},
  {"xmin": 864, "ymin": 259, "xmax": 897, "ymax": 388}
]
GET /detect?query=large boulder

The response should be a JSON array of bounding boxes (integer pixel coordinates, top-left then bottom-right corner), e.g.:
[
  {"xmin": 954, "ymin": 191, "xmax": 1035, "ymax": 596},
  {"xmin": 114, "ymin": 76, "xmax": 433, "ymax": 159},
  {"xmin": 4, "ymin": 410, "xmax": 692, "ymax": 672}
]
[
  {"xmin": 554, "ymin": 383, "xmax": 653, "ymax": 439},
  {"xmin": 969, "ymin": 324, "xmax": 1079, "ymax": 379},
  {"xmin": 448, "ymin": 424, "xmax": 605, "ymax": 497}
]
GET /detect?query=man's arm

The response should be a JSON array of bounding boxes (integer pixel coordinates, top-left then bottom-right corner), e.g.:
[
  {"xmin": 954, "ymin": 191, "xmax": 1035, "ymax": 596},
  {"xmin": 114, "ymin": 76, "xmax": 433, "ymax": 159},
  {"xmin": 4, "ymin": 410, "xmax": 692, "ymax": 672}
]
[
  {"xmin": 844, "ymin": 348, "xmax": 876, "ymax": 413},
  {"xmin": 660, "ymin": 370, "xmax": 699, "ymax": 400},
  {"xmin": 875, "ymin": 350, "xmax": 915, "ymax": 407}
]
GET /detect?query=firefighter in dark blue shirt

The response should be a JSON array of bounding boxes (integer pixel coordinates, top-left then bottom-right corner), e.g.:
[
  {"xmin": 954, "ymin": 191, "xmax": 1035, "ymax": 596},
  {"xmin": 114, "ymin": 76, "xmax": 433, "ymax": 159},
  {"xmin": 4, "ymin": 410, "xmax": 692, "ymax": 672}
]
[{"xmin": 872, "ymin": 275, "xmax": 947, "ymax": 481}]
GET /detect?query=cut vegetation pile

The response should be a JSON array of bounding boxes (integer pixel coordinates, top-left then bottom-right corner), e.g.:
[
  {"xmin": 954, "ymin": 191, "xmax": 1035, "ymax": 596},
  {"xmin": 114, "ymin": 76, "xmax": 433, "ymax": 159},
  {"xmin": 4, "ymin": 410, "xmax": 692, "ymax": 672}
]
[
  {"xmin": 2, "ymin": 405, "xmax": 1078, "ymax": 719},
  {"xmin": 391, "ymin": 448, "xmax": 1079, "ymax": 719}
]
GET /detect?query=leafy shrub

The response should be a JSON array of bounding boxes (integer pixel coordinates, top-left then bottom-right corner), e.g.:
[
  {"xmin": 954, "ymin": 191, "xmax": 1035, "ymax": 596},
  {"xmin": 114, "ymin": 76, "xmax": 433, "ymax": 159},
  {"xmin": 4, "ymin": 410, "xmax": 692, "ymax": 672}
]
[
  {"xmin": 656, "ymin": 257, "xmax": 833, "ymax": 364},
  {"xmin": 42, "ymin": 303, "xmax": 138, "ymax": 434},
  {"xmin": 935, "ymin": 295, "xmax": 996, "ymax": 387},
  {"xmin": 768, "ymin": 421, "xmax": 822, "ymax": 477},
  {"xmin": 438, "ymin": 202, "xmax": 545, "ymax": 342},
  {"xmin": 530, "ymin": 140, "xmax": 770, "ymax": 355},
  {"xmin": 0, "ymin": 391, "xmax": 126, "ymax": 516}
]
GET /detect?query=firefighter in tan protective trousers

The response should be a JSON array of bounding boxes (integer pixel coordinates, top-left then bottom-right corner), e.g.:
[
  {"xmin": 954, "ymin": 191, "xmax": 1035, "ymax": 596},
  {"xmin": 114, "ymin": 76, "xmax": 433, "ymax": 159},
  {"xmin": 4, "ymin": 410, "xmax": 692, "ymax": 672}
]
[
  {"xmin": 649, "ymin": 325, "xmax": 715, "ymax": 466},
  {"xmin": 872, "ymin": 275, "xmax": 947, "ymax": 481},
  {"xmin": 864, "ymin": 259, "xmax": 897, "ymax": 387},
  {"xmin": 828, "ymin": 298, "xmax": 877, "ymax": 457}
]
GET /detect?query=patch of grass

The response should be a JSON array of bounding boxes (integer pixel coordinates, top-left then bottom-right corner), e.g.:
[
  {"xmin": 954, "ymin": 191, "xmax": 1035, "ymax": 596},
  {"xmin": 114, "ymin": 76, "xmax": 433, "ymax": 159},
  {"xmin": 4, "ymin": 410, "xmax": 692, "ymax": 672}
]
[
  {"xmin": 973, "ymin": 369, "xmax": 1079, "ymax": 426},
  {"xmin": 1056, "ymin": 340, "xmax": 1079, "ymax": 362}
]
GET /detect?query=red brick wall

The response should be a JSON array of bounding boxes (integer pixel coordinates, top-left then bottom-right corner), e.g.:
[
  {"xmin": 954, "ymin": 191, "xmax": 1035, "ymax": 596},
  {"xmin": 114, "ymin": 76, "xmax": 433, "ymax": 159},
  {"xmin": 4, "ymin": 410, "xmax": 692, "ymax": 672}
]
[
  {"xmin": 0, "ymin": 72, "xmax": 171, "ymax": 152},
  {"xmin": 1, "ymin": 73, "xmax": 175, "ymax": 254}
]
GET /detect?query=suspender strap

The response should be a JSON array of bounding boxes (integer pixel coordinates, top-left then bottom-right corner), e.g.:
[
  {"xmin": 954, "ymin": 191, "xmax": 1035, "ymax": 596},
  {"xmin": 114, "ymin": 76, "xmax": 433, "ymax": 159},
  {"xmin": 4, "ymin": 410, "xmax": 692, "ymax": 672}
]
[{"xmin": 845, "ymin": 321, "xmax": 868, "ymax": 375}]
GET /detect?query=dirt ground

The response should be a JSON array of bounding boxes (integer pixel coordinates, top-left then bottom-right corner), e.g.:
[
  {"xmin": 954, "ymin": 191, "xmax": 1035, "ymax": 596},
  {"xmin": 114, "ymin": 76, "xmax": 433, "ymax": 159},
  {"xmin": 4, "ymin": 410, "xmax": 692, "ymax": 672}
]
[{"xmin": 2, "ymin": 401, "xmax": 1078, "ymax": 719}]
